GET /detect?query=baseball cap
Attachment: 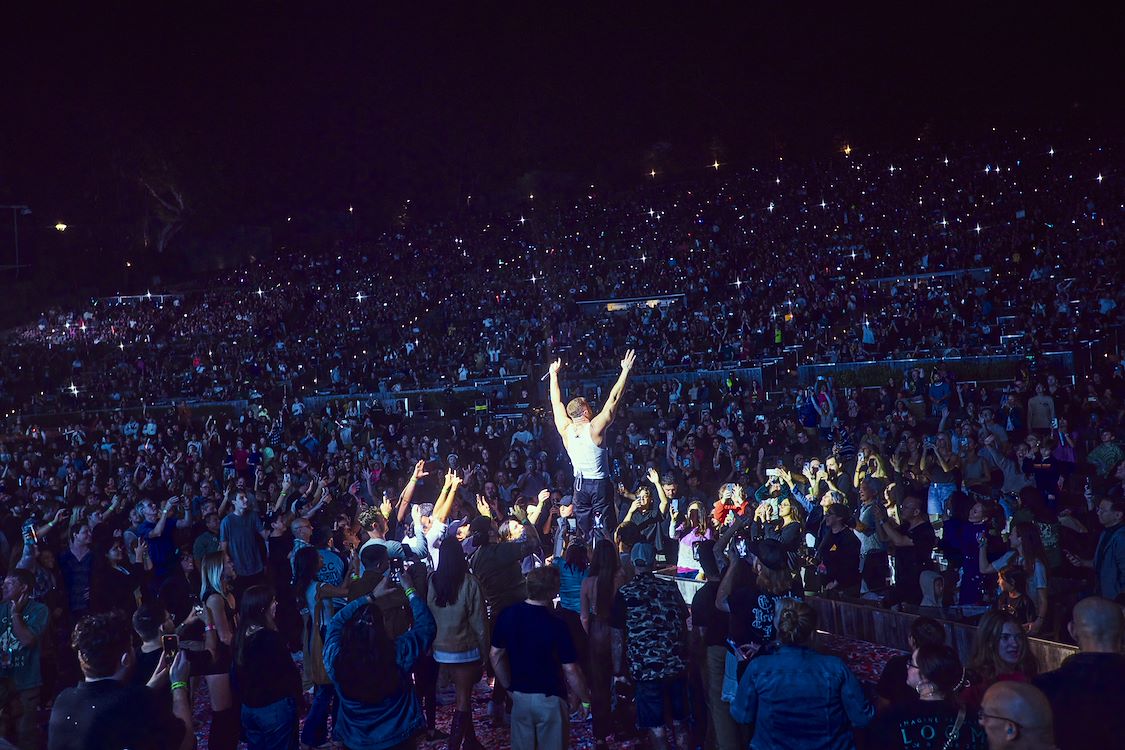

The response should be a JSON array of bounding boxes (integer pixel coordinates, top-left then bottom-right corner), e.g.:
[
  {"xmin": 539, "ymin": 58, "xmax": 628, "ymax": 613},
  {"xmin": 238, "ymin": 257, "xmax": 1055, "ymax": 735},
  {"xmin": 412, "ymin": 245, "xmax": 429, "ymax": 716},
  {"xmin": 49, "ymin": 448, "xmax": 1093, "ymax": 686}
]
[{"xmin": 630, "ymin": 542, "xmax": 656, "ymax": 570}]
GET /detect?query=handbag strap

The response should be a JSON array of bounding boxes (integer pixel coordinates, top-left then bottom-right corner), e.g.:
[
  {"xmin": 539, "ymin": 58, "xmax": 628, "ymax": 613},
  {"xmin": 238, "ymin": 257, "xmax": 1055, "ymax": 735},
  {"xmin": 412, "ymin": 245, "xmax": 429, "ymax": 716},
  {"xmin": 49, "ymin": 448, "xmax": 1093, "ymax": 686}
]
[{"xmin": 942, "ymin": 707, "xmax": 967, "ymax": 750}]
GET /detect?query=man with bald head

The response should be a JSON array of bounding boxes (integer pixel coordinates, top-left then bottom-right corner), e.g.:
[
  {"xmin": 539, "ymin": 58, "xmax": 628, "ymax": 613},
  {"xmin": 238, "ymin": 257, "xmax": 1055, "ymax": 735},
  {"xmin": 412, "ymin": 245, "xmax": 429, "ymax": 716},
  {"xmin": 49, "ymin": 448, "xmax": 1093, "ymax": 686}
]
[
  {"xmin": 979, "ymin": 682, "xmax": 1056, "ymax": 749},
  {"xmin": 1033, "ymin": 596, "xmax": 1125, "ymax": 750}
]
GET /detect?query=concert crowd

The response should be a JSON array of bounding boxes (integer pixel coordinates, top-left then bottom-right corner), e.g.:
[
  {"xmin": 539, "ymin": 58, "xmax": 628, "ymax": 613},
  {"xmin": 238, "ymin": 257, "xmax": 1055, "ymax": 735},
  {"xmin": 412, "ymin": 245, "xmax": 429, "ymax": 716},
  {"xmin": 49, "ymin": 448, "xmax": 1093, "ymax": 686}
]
[{"xmin": 0, "ymin": 135, "xmax": 1122, "ymax": 750}]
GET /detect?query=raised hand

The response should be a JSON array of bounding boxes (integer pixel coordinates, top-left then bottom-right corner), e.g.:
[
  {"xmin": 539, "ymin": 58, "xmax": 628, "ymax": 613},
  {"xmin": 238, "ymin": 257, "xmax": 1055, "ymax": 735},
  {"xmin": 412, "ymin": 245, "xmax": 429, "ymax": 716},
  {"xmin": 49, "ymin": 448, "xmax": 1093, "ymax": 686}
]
[
  {"xmin": 646, "ymin": 467, "xmax": 660, "ymax": 485},
  {"xmin": 476, "ymin": 494, "xmax": 491, "ymax": 517},
  {"xmin": 620, "ymin": 349, "xmax": 636, "ymax": 372},
  {"xmin": 549, "ymin": 359, "xmax": 563, "ymax": 375},
  {"xmin": 412, "ymin": 460, "xmax": 429, "ymax": 482}
]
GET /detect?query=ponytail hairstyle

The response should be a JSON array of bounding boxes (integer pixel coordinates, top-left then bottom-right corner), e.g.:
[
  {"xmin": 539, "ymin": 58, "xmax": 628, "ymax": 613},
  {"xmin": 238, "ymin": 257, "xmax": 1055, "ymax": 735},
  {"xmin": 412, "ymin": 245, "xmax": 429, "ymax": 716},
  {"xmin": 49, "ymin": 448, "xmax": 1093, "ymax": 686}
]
[{"xmin": 774, "ymin": 599, "xmax": 816, "ymax": 646}]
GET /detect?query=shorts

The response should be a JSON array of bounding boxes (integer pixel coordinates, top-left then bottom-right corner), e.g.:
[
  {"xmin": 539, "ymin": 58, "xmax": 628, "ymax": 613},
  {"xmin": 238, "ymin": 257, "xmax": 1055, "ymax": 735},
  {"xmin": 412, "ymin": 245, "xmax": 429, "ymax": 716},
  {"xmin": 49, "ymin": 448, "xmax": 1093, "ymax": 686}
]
[
  {"xmin": 634, "ymin": 676, "xmax": 688, "ymax": 729},
  {"xmin": 927, "ymin": 482, "xmax": 956, "ymax": 517},
  {"xmin": 433, "ymin": 648, "xmax": 481, "ymax": 664}
]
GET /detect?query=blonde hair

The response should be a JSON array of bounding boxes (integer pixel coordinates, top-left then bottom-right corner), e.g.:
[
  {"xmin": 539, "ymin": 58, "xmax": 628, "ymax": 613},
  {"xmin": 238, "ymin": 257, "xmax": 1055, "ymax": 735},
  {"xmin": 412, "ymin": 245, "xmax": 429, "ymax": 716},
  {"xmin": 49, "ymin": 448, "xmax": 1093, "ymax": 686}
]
[
  {"xmin": 566, "ymin": 397, "xmax": 590, "ymax": 420},
  {"xmin": 200, "ymin": 551, "xmax": 228, "ymax": 600}
]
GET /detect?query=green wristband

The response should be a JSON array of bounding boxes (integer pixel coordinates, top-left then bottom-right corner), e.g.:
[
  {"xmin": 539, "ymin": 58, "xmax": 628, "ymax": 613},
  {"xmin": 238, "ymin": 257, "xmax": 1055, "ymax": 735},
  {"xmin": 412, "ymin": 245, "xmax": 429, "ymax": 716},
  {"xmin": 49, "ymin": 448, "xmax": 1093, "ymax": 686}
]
[
  {"xmin": 170, "ymin": 681, "xmax": 188, "ymax": 692},
  {"xmin": 404, "ymin": 587, "xmax": 416, "ymax": 598}
]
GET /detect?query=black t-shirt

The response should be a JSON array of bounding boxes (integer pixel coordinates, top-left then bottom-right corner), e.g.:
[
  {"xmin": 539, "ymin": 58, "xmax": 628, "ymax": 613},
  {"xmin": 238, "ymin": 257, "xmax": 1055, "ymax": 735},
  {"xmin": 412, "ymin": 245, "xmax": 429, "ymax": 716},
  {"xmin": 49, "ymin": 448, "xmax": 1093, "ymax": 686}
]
[
  {"xmin": 491, "ymin": 602, "xmax": 576, "ymax": 698},
  {"xmin": 726, "ymin": 576, "xmax": 802, "ymax": 647},
  {"xmin": 870, "ymin": 699, "xmax": 987, "ymax": 750},
  {"xmin": 629, "ymin": 506, "xmax": 666, "ymax": 551},
  {"xmin": 689, "ymin": 580, "xmax": 728, "ymax": 648},
  {"xmin": 48, "ymin": 679, "xmax": 186, "ymax": 750},
  {"xmin": 894, "ymin": 521, "xmax": 937, "ymax": 604},
  {"xmin": 820, "ymin": 528, "xmax": 861, "ymax": 590}
]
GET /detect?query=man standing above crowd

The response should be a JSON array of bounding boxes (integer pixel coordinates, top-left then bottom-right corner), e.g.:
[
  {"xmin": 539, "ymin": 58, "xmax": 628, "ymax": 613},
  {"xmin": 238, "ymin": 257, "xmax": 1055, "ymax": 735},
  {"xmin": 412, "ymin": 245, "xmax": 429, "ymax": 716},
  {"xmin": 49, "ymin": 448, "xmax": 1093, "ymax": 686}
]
[{"xmin": 548, "ymin": 349, "xmax": 636, "ymax": 545}]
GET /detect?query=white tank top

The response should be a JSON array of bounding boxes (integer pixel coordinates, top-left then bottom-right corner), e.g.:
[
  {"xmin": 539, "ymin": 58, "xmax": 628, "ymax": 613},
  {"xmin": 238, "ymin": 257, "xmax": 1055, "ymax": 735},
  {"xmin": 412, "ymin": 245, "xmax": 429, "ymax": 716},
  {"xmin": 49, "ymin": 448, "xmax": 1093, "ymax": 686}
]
[{"xmin": 566, "ymin": 422, "xmax": 607, "ymax": 480}]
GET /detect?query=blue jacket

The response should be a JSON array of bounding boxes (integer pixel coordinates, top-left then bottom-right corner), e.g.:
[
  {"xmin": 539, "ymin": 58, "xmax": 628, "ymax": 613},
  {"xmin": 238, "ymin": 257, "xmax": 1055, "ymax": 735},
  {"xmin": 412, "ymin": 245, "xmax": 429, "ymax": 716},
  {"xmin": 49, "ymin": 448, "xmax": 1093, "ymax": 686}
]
[
  {"xmin": 731, "ymin": 644, "xmax": 874, "ymax": 750},
  {"xmin": 324, "ymin": 593, "xmax": 436, "ymax": 750}
]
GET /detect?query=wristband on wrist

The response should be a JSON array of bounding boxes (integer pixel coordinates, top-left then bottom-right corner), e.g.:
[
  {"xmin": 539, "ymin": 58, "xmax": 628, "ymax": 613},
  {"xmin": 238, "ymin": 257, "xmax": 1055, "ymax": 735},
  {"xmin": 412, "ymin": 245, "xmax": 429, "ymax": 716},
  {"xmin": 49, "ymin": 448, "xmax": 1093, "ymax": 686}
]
[
  {"xmin": 204, "ymin": 624, "xmax": 216, "ymax": 632},
  {"xmin": 403, "ymin": 587, "xmax": 416, "ymax": 598},
  {"xmin": 170, "ymin": 681, "xmax": 188, "ymax": 692},
  {"xmin": 581, "ymin": 701, "xmax": 591, "ymax": 710}
]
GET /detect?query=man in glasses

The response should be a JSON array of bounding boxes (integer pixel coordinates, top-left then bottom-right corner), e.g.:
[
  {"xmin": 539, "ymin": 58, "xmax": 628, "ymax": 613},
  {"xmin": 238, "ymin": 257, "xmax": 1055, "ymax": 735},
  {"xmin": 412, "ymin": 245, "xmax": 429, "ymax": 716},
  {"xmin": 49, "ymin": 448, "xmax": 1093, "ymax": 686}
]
[{"xmin": 978, "ymin": 681, "xmax": 1055, "ymax": 749}]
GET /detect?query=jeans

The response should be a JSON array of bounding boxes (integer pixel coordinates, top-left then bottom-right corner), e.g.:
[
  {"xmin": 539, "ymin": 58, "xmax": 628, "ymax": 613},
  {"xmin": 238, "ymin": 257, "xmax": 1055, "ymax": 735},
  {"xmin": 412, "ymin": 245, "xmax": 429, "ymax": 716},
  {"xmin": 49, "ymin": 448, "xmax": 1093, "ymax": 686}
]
[
  {"xmin": 300, "ymin": 684, "xmax": 337, "ymax": 747},
  {"xmin": 242, "ymin": 697, "xmax": 298, "ymax": 750}
]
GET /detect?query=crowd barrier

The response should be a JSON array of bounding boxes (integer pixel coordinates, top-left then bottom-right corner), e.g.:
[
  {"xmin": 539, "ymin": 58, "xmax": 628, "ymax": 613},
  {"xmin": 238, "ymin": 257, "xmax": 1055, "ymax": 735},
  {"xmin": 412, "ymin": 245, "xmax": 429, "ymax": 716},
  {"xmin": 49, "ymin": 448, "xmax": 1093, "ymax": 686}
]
[
  {"xmin": 655, "ymin": 571, "xmax": 1077, "ymax": 672},
  {"xmin": 796, "ymin": 351, "xmax": 1076, "ymax": 386}
]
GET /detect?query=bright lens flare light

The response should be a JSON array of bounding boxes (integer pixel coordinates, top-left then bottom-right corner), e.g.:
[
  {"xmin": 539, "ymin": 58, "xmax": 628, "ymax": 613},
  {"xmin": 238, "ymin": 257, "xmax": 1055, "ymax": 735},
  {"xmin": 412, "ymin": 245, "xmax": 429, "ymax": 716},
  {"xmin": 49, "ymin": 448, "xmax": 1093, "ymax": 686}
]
[
  {"xmin": 54, "ymin": 222, "xmax": 67, "ymax": 231},
  {"xmin": 712, "ymin": 160, "xmax": 720, "ymax": 170},
  {"xmin": 842, "ymin": 145, "xmax": 852, "ymax": 156}
]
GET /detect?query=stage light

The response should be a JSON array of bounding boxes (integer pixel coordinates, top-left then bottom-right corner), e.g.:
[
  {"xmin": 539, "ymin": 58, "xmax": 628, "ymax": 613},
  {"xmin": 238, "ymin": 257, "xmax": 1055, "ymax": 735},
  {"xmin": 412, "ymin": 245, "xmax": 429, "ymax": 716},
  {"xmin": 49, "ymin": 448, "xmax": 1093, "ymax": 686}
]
[
  {"xmin": 843, "ymin": 145, "xmax": 852, "ymax": 156},
  {"xmin": 712, "ymin": 160, "xmax": 720, "ymax": 170},
  {"xmin": 54, "ymin": 222, "xmax": 67, "ymax": 232}
]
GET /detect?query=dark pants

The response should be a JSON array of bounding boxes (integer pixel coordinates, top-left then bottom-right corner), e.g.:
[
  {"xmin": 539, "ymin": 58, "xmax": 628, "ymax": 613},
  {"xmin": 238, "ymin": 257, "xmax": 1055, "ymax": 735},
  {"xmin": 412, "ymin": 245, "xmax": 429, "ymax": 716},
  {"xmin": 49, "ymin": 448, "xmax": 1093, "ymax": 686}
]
[
  {"xmin": 413, "ymin": 650, "xmax": 438, "ymax": 730},
  {"xmin": 300, "ymin": 683, "xmax": 337, "ymax": 747},
  {"xmin": 574, "ymin": 477, "xmax": 615, "ymax": 545}
]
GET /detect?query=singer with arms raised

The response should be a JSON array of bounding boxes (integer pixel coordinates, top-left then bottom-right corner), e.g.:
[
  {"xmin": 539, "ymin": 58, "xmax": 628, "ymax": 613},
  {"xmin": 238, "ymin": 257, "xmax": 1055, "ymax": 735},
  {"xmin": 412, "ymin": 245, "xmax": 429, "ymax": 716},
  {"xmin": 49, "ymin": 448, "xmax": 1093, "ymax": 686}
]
[{"xmin": 548, "ymin": 350, "xmax": 636, "ymax": 546}]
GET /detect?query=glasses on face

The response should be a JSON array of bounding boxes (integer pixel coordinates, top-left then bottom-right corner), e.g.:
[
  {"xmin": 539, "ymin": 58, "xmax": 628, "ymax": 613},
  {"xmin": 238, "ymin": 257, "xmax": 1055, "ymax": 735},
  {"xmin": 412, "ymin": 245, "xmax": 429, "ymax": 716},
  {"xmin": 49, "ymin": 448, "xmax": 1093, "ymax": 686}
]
[
  {"xmin": 906, "ymin": 660, "xmax": 919, "ymax": 670},
  {"xmin": 978, "ymin": 709, "xmax": 1022, "ymax": 727}
]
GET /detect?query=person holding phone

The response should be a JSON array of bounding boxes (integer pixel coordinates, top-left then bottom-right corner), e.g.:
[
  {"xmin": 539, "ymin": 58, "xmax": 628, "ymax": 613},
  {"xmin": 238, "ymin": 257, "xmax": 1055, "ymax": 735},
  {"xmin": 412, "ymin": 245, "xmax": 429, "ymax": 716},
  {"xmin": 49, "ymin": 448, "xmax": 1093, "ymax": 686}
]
[{"xmin": 324, "ymin": 563, "xmax": 436, "ymax": 750}]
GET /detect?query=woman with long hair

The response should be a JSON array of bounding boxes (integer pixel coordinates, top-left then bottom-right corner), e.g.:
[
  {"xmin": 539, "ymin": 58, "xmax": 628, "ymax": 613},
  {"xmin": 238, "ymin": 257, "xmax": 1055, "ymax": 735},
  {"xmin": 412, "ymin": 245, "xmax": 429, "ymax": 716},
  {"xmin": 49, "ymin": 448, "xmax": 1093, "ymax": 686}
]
[
  {"xmin": 234, "ymin": 585, "xmax": 302, "ymax": 750},
  {"xmin": 552, "ymin": 541, "xmax": 589, "ymax": 663},
  {"xmin": 579, "ymin": 540, "xmax": 625, "ymax": 750},
  {"xmin": 872, "ymin": 644, "xmax": 986, "ymax": 750},
  {"xmin": 979, "ymin": 522, "xmax": 1049, "ymax": 634},
  {"xmin": 673, "ymin": 500, "xmax": 714, "ymax": 571},
  {"xmin": 426, "ymin": 536, "xmax": 487, "ymax": 749},
  {"xmin": 731, "ymin": 600, "xmax": 874, "ymax": 749},
  {"xmin": 962, "ymin": 611, "xmax": 1039, "ymax": 709},
  {"xmin": 200, "ymin": 551, "xmax": 239, "ymax": 750},
  {"xmin": 293, "ymin": 546, "xmax": 349, "ymax": 750},
  {"xmin": 325, "ymin": 565, "xmax": 436, "ymax": 750},
  {"xmin": 768, "ymin": 496, "xmax": 807, "ymax": 556}
]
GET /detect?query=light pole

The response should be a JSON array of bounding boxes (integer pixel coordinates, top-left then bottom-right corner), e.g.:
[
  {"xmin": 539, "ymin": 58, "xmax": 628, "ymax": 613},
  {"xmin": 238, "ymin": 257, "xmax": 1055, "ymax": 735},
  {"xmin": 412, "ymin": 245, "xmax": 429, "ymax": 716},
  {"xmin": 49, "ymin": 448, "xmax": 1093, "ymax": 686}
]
[{"xmin": 0, "ymin": 204, "xmax": 32, "ymax": 277}]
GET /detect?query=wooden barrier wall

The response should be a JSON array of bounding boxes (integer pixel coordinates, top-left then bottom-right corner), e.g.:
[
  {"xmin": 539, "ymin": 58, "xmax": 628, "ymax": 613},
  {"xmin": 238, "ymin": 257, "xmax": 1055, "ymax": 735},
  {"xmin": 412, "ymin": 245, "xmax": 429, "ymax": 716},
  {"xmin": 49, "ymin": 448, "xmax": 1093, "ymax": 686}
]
[{"xmin": 656, "ymin": 572, "xmax": 1078, "ymax": 672}]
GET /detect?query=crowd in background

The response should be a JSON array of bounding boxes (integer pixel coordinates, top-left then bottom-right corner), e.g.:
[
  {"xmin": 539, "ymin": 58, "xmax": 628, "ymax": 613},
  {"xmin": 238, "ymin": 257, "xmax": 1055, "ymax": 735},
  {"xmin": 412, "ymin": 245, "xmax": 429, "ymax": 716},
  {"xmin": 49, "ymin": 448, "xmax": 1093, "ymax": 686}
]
[{"xmin": 0, "ymin": 133, "xmax": 1121, "ymax": 419}]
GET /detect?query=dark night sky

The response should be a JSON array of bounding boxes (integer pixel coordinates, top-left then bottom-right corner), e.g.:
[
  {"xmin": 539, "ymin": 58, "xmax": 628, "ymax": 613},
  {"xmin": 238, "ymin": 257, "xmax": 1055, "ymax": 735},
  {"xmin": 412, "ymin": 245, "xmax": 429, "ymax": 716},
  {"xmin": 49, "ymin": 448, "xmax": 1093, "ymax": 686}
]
[{"xmin": 1, "ymin": 2, "xmax": 1122, "ymax": 232}]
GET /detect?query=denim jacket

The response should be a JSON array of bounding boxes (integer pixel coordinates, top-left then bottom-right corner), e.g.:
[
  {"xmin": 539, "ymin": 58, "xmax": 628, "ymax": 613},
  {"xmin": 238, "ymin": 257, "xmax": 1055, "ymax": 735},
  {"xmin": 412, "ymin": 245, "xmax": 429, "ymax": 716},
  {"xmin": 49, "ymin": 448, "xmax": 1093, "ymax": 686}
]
[
  {"xmin": 324, "ymin": 593, "xmax": 436, "ymax": 750},
  {"xmin": 731, "ymin": 644, "xmax": 874, "ymax": 750}
]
